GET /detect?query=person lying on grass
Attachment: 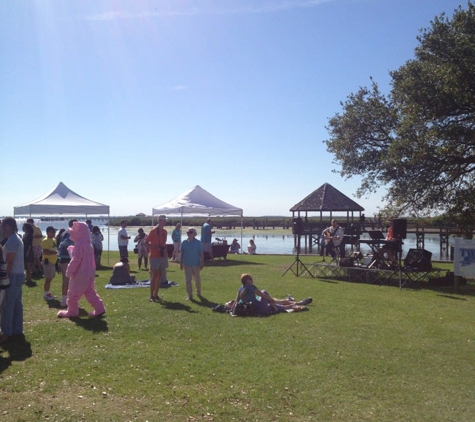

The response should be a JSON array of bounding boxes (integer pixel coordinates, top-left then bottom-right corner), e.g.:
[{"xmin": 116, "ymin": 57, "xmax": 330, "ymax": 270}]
[{"xmin": 230, "ymin": 273, "xmax": 312, "ymax": 316}]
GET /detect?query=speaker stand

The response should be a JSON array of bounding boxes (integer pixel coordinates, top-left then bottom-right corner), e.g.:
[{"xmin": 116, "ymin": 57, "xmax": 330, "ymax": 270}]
[
  {"xmin": 281, "ymin": 254, "xmax": 312, "ymax": 277},
  {"xmin": 282, "ymin": 235, "xmax": 313, "ymax": 278},
  {"xmin": 398, "ymin": 249, "xmax": 403, "ymax": 289}
]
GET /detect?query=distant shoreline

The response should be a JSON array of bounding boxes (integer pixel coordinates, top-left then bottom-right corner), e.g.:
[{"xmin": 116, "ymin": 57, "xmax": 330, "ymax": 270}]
[{"xmin": 13, "ymin": 216, "xmax": 455, "ymax": 234}]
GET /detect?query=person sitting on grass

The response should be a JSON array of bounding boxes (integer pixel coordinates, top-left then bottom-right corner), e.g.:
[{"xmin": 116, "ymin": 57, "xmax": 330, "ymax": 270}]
[
  {"xmin": 229, "ymin": 239, "xmax": 240, "ymax": 254},
  {"xmin": 109, "ymin": 258, "xmax": 134, "ymax": 285},
  {"xmin": 230, "ymin": 273, "xmax": 312, "ymax": 316},
  {"xmin": 246, "ymin": 239, "xmax": 257, "ymax": 254}
]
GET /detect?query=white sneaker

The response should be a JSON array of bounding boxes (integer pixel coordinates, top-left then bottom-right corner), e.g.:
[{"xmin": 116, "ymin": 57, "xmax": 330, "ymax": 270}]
[
  {"xmin": 60, "ymin": 298, "xmax": 67, "ymax": 307},
  {"xmin": 44, "ymin": 292, "xmax": 56, "ymax": 301}
]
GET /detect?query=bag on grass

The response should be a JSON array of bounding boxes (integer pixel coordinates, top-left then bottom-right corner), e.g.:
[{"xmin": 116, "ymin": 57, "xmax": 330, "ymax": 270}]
[
  {"xmin": 234, "ymin": 301, "xmax": 255, "ymax": 317},
  {"xmin": 212, "ymin": 304, "xmax": 227, "ymax": 313}
]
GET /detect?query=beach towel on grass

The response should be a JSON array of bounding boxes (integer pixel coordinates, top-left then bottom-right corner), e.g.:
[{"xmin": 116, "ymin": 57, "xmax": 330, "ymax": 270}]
[{"xmin": 105, "ymin": 280, "xmax": 179, "ymax": 289}]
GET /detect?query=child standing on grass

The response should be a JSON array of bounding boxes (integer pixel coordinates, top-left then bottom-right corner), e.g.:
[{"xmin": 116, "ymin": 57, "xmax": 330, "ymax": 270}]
[
  {"xmin": 41, "ymin": 226, "xmax": 58, "ymax": 301},
  {"xmin": 57, "ymin": 222, "xmax": 105, "ymax": 319}
]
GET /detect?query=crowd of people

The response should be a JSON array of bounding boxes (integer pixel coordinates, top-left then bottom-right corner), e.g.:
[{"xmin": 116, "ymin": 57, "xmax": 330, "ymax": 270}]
[
  {"xmin": 112, "ymin": 215, "xmax": 308, "ymax": 316},
  {"xmin": 0, "ymin": 215, "xmax": 291, "ymax": 343},
  {"xmin": 0, "ymin": 216, "xmax": 105, "ymax": 343},
  {"xmin": 114, "ymin": 217, "xmax": 260, "ymax": 301}
]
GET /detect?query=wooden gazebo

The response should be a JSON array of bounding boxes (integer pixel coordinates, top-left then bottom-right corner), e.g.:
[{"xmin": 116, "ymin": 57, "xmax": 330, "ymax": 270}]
[{"xmin": 290, "ymin": 183, "xmax": 365, "ymax": 252}]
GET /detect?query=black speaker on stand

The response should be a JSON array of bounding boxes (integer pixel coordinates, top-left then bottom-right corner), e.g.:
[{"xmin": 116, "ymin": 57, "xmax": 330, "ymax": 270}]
[
  {"xmin": 282, "ymin": 218, "xmax": 312, "ymax": 277},
  {"xmin": 393, "ymin": 218, "xmax": 407, "ymax": 239},
  {"xmin": 292, "ymin": 217, "xmax": 303, "ymax": 235}
]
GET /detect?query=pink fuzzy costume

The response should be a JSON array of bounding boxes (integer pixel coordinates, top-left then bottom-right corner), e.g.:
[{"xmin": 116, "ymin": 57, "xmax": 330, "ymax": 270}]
[{"xmin": 57, "ymin": 222, "xmax": 105, "ymax": 318}]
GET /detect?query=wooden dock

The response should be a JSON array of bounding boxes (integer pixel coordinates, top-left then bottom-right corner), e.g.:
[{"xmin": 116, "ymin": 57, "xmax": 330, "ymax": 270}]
[{"xmin": 295, "ymin": 222, "xmax": 456, "ymax": 259}]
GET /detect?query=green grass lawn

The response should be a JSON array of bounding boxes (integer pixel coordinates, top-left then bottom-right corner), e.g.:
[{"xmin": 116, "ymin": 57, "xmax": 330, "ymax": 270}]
[{"xmin": 1, "ymin": 253, "xmax": 474, "ymax": 421}]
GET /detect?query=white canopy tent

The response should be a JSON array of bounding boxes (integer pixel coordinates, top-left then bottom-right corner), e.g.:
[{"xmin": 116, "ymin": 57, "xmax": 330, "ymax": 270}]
[
  {"xmin": 152, "ymin": 185, "xmax": 242, "ymax": 216},
  {"xmin": 14, "ymin": 182, "xmax": 110, "ymax": 216},
  {"xmin": 152, "ymin": 185, "xmax": 243, "ymax": 252},
  {"xmin": 14, "ymin": 182, "xmax": 111, "ymax": 261}
]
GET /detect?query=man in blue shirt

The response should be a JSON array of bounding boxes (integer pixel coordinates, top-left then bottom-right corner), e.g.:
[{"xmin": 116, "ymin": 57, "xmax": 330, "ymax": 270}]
[
  {"xmin": 180, "ymin": 227, "xmax": 204, "ymax": 301},
  {"xmin": 201, "ymin": 218, "xmax": 214, "ymax": 260}
]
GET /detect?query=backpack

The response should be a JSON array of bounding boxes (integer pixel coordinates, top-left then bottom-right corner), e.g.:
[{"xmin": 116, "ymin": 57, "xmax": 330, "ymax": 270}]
[{"xmin": 233, "ymin": 301, "xmax": 255, "ymax": 317}]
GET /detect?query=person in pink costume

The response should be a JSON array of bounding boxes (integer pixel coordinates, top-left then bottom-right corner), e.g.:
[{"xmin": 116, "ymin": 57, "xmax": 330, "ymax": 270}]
[{"xmin": 57, "ymin": 222, "xmax": 105, "ymax": 318}]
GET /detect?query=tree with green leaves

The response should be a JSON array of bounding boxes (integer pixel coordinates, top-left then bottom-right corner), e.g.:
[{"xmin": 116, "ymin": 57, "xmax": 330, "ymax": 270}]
[{"xmin": 325, "ymin": 2, "xmax": 475, "ymax": 221}]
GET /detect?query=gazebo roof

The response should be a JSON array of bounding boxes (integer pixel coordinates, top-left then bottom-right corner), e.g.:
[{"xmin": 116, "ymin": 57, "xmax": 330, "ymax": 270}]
[{"xmin": 290, "ymin": 183, "xmax": 364, "ymax": 213}]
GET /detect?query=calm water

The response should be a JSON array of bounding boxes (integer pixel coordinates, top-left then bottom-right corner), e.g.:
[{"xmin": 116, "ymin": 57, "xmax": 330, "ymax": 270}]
[{"xmin": 27, "ymin": 220, "xmax": 453, "ymax": 261}]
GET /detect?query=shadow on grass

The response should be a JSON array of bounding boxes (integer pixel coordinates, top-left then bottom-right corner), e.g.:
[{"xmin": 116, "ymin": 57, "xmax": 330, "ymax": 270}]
[
  {"xmin": 315, "ymin": 278, "xmax": 340, "ymax": 284},
  {"xmin": 193, "ymin": 295, "xmax": 219, "ymax": 309},
  {"xmin": 160, "ymin": 300, "xmax": 198, "ymax": 313},
  {"xmin": 46, "ymin": 299, "xmax": 62, "ymax": 309},
  {"xmin": 436, "ymin": 294, "xmax": 468, "ymax": 301},
  {"xmin": 417, "ymin": 281, "xmax": 475, "ymax": 297},
  {"xmin": 0, "ymin": 336, "xmax": 33, "ymax": 375},
  {"xmin": 315, "ymin": 275, "xmax": 475, "ymax": 296},
  {"xmin": 68, "ymin": 310, "xmax": 109, "ymax": 333},
  {"xmin": 204, "ymin": 259, "xmax": 264, "ymax": 267},
  {"xmin": 25, "ymin": 280, "xmax": 38, "ymax": 288}
]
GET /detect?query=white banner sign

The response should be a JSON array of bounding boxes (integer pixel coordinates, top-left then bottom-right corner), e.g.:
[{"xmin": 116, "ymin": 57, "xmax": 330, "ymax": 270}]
[{"xmin": 453, "ymin": 237, "xmax": 475, "ymax": 278}]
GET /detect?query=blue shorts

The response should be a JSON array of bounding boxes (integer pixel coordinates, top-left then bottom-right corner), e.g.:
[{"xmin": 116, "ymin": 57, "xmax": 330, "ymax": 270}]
[{"xmin": 119, "ymin": 245, "xmax": 128, "ymax": 258}]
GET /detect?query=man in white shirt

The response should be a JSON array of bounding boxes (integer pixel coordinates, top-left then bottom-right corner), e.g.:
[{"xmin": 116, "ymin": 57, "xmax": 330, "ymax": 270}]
[{"xmin": 118, "ymin": 220, "xmax": 130, "ymax": 259}]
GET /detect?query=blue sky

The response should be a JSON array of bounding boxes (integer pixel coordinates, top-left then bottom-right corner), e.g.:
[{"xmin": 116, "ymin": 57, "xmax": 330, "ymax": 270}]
[{"xmin": 0, "ymin": 0, "xmax": 465, "ymax": 217}]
